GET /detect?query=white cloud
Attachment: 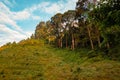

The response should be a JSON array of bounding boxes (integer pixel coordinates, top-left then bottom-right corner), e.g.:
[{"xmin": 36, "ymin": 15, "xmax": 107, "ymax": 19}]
[
  {"xmin": 12, "ymin": 10, "xmax": 31, "ymax": 20},
  {"xmin": 44, "ymin": 3, "xmax": 61, "ymax": 14},
  {"xmin": 0, "ymin": 2, "xmax": 24, "ymax": 31},
  {"xmin": 23, "ymin": 0, "xmax": 77, "ymax": 15},
  {"xmin": 32, "ymin": 15, "xmax": 41, "ymax": 20},
  {"xmin": 0, "ymin": 2, "xmax": 35, "ymax": 21},
  {"xmin": 0, "ymin": 2, "xmax": 11, "ymax": 15},
  {"xmin": 38, "ymin": 0, "xmax": 77, "ymax": 14},
  {"xmin": 0, "ymin": 2, "xmax": 34, "ymax": 46},
  {"xmin": 0, "ymin": 24, "xmax": 32, "ymax": 46},
  {"xmin": 0, "ymin": 0, "xmax": 78, "ymax": 46},
  {"xmin": 0, "ymin": 12, "xmax": 22, "ymax": 31},
  {"xmin": 28, "ymin": 2, "xmax": 50, "ymax": 13},
  {"xmin": 2, "ymin": 0, "xmax": 14, "ymax": 7}
]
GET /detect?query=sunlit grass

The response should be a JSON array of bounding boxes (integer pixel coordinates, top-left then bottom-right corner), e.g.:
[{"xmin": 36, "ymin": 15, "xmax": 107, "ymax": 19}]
[{"xmin": 0, "ymin": 39, "xmax": 120, "ymax": 80}]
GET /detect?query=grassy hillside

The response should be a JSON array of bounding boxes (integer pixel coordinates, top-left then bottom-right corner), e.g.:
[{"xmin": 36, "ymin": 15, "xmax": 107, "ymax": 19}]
[{"xmin": 0, "ymin": 39, "xmax": 120, "ymax": 80}]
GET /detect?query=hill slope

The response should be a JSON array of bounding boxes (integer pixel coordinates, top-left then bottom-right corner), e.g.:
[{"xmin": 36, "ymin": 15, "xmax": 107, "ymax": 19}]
[{"xmin": 0, "ymin": 40, "xmax": 120, "ymax": 80}]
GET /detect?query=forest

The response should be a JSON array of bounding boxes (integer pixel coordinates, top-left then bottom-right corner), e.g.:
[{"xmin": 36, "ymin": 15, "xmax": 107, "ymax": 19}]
[
  {"xmin": 33, "ymin": 0, "xmax": 120, "ymax": 57},
  {"xmin": 0, "ymin": 0, "xmax": 120, "ymax": 80}
]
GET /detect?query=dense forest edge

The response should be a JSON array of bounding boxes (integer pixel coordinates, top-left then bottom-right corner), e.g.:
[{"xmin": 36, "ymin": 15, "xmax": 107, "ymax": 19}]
[{"xmin": 0, "ymin": 0, "xmax": 120, "ymax": 80}]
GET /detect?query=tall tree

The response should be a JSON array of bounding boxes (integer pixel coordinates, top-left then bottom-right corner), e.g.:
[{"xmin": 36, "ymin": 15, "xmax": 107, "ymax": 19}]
[
  {"xmin": 51, "ymin": 13, "xmax": 63, "ymax": 48},
  {"xmin": 62, "ymin": 10, "xmax": 78, "ymax": 49},
  {"xmin": 35, "ymin": 21, "xmax": 47, "ymax": 39},
  {"xmin": 90, "ymin": 0, "xmax": 120, "ymax": 48},
  {"xmin": 76, "ymin": 0, "xmax": 95, "ymax": 49},
  {"xmin": 46, "ymin": 21, "xmax": 56, "ymax": 44},
  {"xmin": 62, "ymin": 10, "xmax": 79, "ymax": 50}
]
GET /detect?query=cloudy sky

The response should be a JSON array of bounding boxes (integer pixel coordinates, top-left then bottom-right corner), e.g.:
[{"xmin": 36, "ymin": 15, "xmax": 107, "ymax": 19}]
[{"xmin": 0, "ymin": 0, "xmax": 78, "ymax": 46}]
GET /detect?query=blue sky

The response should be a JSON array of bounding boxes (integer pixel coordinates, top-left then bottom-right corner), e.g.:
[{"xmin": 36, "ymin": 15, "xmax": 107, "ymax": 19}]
[{"xmin": 0, "ymin": 0, "xmax": 78, "ymax": 46}]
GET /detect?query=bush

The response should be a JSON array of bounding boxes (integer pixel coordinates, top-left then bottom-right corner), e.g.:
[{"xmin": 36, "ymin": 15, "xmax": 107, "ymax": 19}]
[{"xmin": 108, "ymin": 45, "xmax": 120, "ymax": 61}]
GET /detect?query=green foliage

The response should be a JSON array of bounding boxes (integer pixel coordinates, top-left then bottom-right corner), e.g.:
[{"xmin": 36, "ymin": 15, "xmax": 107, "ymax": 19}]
[
  {"xmin": 1, "ymin": 0, "xmax": 120, "ymax": 79},
  {"xmin": 108, "ymin": 44, "xmax": 120, "ymax": 61},
  {"xmin": 0, "ymin": 39, "xmax": 120, "ymax": 80}
]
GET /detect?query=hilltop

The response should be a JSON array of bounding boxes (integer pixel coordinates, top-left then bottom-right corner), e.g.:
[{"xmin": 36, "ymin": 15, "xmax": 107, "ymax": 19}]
[
  {"xmin": 0, "ymin": 0, "xmax": 120, "ymax": 80},
  {"xmin": 0, "ymin": 39, "xmax": 120, "ymax": 80}
]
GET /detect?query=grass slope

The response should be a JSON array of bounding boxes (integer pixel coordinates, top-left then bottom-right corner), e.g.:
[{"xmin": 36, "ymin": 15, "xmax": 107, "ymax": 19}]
[{"xmin": 0, "ymin": 40, "xmax": 120, "ymax": 80}]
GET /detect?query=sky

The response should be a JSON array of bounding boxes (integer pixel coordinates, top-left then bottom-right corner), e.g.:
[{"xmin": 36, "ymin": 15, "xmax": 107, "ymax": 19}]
[{"xmin": 0, "ymin": 0, "xmax": 78, "ymax": 46}]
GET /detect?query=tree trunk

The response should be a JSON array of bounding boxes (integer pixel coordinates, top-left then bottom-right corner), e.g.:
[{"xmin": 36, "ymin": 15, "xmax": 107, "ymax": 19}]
[
  {"xmin": 87, "ymin": 26, "xmax": 94, "ymax": 49},
  {"xmin": 60, "ymin": 37, "xmax": 63, "ymax": 48},
  {"xmin": 66, "ymin": 35, "xmax": 68, "ymax": 48},
  {"xmin": 48, "ymin": 35, "xmax": 50, "ymax": 44},
  {"xmin": 71, "ymin": 34, "xmax": 75, "ymax": 50},
  {"xmin": 106, "ymin": 42, "xmax": 110, "ymax": 49},
  {"xmin": 97, "ymin": 36, "xmax": 101, "ymax": 48},
  {"xmin": 96, "ymin": 27, "xmax": 101, "ymax": 48},
  {"xmin": 58, "ymin": 39, "xmax": 61, "ymax": 48}
]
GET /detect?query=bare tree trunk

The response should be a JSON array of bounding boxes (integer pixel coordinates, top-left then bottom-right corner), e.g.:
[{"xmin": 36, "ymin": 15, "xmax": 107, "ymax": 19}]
[
  {"xmin": 71, "ymin": 34, "xmax": 75, "ymax": 50},
  {"xmin": 97, "ymin": 36, "xmax": 101, "ymax": 48},
  {"xmin": 82, "ymin": 42, "xmax": 85, "ymax": 47},
  {"xmin": 107, "ymin": 42, "xmax": 110, "ymax": 49},
  {"xmin": 66, "ymin": 35, "xmax": 68, "ymax": 48},
  {"xmin": 87, "ymin": 26, "xmax": 94, "ymax": 49},
  {"xmin": 96, "ymin": 27, "xmax": 101, "ymax": 48},
  {"xmin": 60, "ymin": 37, "xmax": 63, "ymax": 48},
  {"xmin": 58, "ymin": 39, "xmax": 60, "ymax": 48},
  {"xmin": 48, "ymin": 35, "xmax": 50, "ymax": 44},
  {"xmin": 75, "ymin": 37, "xmax": 79, "ymax": 48}
]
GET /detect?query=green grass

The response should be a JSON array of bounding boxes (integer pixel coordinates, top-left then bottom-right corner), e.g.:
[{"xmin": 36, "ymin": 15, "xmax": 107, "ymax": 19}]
[{"xmin": 0, "ymin": 40, "xmax": 120, "ymax": 80}]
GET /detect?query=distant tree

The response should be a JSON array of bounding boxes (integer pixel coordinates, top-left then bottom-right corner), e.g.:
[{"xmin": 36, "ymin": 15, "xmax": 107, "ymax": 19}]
[
  {"xmin": 51, "ymin": 13, "xmax": 63, "ymax": 48},
  {"xmin": 46, "ymin": 20, "xmax": 56, "ymax": 44},
  {"xmin": 31, "ymin": 34, "xmax": 35, "ymax": 39},
  {"xmin": 35, "ymin": 21, "xmax": 47, "ymax": 40}
]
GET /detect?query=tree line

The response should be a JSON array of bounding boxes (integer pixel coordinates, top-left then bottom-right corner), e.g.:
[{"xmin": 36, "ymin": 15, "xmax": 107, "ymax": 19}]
[{"xmin": 32, "ymin": 0, "xmax": 120, "ymax": 51}]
